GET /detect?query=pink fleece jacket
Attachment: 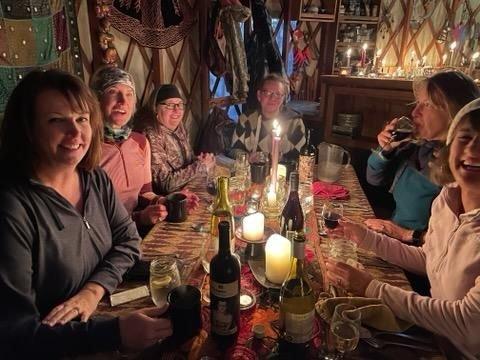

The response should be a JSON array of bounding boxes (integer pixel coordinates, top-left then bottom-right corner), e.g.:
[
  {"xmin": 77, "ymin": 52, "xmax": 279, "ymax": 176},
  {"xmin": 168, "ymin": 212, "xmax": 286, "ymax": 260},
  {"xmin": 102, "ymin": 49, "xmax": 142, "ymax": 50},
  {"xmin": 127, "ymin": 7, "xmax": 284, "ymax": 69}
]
[
  {"xmin": 100, "ymin": 132, "xmax": 152, "ymax": 214},
  {"xmin": 362, "ymin": 185, "xmax": 480, "ymax": 359}
]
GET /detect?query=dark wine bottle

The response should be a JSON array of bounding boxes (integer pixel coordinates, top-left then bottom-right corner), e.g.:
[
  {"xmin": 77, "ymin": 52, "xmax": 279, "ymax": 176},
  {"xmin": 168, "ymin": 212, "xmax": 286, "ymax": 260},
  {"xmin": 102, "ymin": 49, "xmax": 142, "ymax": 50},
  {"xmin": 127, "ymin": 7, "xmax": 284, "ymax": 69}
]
[
  {"xmin": 278, "ymin": 232, "xmax": 315, "ymax": 358},
  {"xmin": 280, "ymin": 171, "xmax": 304, "ymax": 239},
  {"xmin": 298, "ymin": 129, "xmax": 316, "ymax": 184},
  {"xmin": 210, "ymin": 221, "xmax": 240, "ymax": 349}
]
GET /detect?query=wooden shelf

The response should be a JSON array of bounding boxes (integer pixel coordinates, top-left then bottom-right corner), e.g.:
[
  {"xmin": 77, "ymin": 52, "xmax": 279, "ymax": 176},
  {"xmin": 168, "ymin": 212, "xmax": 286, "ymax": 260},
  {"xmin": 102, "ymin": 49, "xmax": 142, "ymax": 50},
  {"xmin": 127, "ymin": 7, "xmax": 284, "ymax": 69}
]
[
  {"xmin": 299, "ymin": 12, "xmax": 336, "ymax": 22},
  {"xmin": 336, "ymin": 41, "xmax": 376, "ymax": 47},
  {"xmin": 338, "ymin": 15, "xmax": 379, "ymax": 23},
  {"xmin": 325, "ymin": 133, "xmax": 376, "ymax": 150}
]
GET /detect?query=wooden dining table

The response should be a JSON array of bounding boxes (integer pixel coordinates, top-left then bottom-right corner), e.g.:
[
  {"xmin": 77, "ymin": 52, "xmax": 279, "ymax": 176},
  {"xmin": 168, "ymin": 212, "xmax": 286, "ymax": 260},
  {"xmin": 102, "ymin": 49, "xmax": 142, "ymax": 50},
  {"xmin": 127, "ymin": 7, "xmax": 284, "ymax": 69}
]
[{"xmin": 93, "ymin": 165, "xmax": 449, "ymax": 360}]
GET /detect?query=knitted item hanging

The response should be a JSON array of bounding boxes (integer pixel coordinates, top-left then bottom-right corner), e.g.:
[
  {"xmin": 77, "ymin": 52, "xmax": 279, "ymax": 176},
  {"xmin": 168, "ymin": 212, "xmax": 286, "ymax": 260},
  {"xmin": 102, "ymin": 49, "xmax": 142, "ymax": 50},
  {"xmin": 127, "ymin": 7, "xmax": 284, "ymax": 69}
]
[{"xmin": 109, "ymin": 0, "xmax": 194, "ymax": 49}]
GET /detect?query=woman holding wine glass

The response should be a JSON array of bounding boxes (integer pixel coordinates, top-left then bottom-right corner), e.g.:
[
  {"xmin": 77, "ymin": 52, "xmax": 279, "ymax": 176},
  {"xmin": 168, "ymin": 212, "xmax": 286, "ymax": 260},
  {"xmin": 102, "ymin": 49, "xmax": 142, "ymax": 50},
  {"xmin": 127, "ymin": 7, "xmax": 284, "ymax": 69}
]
[
  {"xmin": 365, "ymin": 71, "xmax": 480, "ymax": 245},
  {"xmin": 326, "ymin": 98, "xmax": 480, "ymax": 359}
]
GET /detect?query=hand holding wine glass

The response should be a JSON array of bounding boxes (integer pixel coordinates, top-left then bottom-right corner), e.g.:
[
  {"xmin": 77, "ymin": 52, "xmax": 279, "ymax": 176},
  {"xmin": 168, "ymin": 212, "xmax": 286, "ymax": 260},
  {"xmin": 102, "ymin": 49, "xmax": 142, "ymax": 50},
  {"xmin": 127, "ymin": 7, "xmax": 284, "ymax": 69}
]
[{"xmin": 377, "ymin": 116, "xmax": 415, "ymax": 155}]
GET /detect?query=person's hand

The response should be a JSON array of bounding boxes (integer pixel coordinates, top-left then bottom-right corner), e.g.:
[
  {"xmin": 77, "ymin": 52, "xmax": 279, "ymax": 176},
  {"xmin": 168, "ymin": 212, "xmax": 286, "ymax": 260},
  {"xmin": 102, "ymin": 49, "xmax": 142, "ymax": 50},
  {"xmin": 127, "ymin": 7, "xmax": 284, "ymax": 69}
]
[
  {"xmin": 198, "ymin": 153, "xmax": 215, "ymax": 172},
  {"xmin": 119, "ymin": 305, "xmax": 173, "ymax": 351},
  {"xmin": 139, "ymin": 204, "xmax": 168, "ymax": 225},
  {"xmin": 364, "ymin": 218, "xmax": 413, "ymax": 242},
  {"xmin": 325, "ymin": 259, "xmax": 374, "ymax": 296},
  {"xmin": 339, "ymin": 218, "xmax": 368, "ymax": 245},
  {"xmin": 179, "ymin": 188, "xmax": 200, "ymax": 211},
  {"xmin": 42, "ymin": 282, "xmax": 105, "ymax": 326}
]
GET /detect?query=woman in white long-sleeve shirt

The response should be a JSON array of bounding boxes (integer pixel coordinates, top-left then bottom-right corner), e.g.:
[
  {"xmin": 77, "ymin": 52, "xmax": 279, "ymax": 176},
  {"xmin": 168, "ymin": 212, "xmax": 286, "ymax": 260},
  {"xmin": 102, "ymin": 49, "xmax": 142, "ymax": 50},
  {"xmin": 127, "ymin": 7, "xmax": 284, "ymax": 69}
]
[{"xmin": 325, "ymin": 98, "xmax": 480, "ymax": 359}]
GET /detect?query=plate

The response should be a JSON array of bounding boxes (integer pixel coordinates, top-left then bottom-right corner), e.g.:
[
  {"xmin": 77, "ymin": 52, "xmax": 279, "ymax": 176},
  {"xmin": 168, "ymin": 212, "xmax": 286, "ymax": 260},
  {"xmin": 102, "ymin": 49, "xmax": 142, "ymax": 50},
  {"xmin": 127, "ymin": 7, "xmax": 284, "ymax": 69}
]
[
  {"xmin": 247, "ymin": 259, "xmax": 281, "ymax": 289},
  {"xmin": 235, "ymin": 227, "xmax": 273, "ymax": 244}
]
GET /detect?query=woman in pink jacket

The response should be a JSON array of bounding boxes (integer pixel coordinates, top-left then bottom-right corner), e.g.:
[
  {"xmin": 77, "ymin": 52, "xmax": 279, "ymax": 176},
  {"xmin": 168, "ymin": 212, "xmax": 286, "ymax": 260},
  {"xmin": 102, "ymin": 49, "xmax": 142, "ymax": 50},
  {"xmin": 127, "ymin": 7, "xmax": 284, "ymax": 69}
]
[{"xmin": 326, "ymin": 98, "xmax": 480, "ymax": 359}]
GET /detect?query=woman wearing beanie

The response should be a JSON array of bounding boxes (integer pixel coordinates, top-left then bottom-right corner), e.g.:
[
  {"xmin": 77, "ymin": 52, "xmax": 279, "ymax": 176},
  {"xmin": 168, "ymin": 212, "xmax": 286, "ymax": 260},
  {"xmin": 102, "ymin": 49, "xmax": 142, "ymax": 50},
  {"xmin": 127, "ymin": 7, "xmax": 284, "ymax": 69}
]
[
  {"xmin": 135, "ymin": 84, "xmax": 215, "ymax": 194},
  {"xmin": 91, "ymin": 66, "xmax": 167, "ymax": 227}
]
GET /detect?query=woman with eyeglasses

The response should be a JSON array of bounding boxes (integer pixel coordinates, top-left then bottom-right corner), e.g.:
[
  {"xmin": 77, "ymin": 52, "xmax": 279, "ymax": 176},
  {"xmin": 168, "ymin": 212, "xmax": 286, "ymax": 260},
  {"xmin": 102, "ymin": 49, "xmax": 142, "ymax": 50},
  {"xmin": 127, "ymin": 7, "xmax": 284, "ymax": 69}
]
[
  {"xmin": 230, "ymin": 73, "xmax": 306, "ymax": 161},
  {"xmin": 365, "ymin": 71, "xmax": 480, "ymax": 247},
  {"xmin": 135, "ymin": 84, "xmax": 215, "ymax": 194}
]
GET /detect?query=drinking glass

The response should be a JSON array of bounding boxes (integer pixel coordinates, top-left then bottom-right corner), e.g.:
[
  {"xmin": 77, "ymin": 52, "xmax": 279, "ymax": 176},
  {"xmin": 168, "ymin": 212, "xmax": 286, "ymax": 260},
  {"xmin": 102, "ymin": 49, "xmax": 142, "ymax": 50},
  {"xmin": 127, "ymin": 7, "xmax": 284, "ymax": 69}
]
[
  {"xmin": 329, "ymin": 233, "xmax": 358, "ymax": 266},
  {"xmin": 149, "ymin": 256, "xmax": 181, "ymax": 306},
  {"xmin": 330, "ymin": 304, "xmax": 361, "ymax": 359},
  {"xmin": 377, "ymin": 116, "xmax": 415, "ymax": 156},
  {"xmin": 234, "ymin": 151, "xmax": 250, "ymax": 183},
  {"xmin": 321, "ymin": 202, "xmax": 344, "ymax": 230},
  {"xmin": 229, "ymin": 176, "xmax": 246, "ymax": 217},
  {"xmin": 249, "ymin": 151, "xmax": 269, "ymax": 185}
]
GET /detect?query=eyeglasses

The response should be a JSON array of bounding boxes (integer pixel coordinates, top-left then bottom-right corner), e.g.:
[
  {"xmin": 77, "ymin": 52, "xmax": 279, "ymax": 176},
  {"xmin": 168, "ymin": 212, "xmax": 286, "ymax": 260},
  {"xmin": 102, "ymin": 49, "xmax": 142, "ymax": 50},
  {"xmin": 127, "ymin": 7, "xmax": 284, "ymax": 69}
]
[
  {"xmin": 159, "ymin": 102, "xmax": 186, "ymax": 110},
  {"xmin": 260, "ymin": 90, "xmax": 285, "ymax": 99}
]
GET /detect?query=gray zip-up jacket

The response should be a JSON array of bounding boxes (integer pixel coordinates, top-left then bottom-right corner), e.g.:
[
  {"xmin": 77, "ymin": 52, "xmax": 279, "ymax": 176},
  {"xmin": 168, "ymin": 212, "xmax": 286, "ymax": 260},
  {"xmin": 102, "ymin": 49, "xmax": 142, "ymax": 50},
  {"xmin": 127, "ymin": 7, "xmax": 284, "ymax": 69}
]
[{"xmin": 0, "ymin": 168, "xmax": 140, "ymax": 359}]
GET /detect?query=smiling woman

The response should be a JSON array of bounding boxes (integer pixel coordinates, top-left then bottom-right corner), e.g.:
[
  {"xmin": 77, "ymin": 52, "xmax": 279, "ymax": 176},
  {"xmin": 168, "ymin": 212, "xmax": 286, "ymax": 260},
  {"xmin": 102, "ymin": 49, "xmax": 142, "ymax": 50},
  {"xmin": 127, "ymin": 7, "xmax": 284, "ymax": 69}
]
[{"xmin": 0, "ymin": 69, "xmax": 172, "ymax": 358}]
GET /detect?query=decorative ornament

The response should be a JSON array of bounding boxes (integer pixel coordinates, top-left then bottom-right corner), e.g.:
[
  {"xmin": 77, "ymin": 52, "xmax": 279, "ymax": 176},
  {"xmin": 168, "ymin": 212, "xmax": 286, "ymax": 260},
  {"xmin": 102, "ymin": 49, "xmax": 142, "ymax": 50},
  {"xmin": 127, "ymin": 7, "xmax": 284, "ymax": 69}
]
[{"xmin": 96, "ymin": 1, "xmax": 118, "ymax": 65}]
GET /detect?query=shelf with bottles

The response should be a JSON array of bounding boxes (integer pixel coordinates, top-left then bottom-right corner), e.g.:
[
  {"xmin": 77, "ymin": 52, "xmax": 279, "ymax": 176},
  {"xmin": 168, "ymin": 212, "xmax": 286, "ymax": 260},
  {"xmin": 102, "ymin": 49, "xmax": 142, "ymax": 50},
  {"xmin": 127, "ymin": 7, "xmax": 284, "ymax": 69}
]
[
  {"xmin": 297, "ymin": 0, "xmax": 338, "ymax": 22},
  {"xmin": 338, "ymin": 0, "xmax": 381, "ymax": 19}
]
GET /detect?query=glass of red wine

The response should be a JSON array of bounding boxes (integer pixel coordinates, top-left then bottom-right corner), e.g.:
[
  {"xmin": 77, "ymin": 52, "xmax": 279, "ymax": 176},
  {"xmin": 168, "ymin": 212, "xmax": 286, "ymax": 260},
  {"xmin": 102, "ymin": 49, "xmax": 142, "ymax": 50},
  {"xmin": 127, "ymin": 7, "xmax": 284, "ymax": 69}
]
[
  {"xmin": 377, "ymin": 116, "xmax": 415, "ymax": 156},
  {"xmin": 321, "ymin": 202, "xmax": 344, "ymax": 230}
]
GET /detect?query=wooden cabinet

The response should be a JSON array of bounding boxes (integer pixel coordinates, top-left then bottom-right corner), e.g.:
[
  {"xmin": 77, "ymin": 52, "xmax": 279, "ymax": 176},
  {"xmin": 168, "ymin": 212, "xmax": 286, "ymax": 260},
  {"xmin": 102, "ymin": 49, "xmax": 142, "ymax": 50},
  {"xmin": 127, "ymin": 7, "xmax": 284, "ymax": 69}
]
[
  {"xmin": 296, "ymin": 0, "xmax": 338, "ymax": 22},
  {"xmin": 320, "ymin": 75, "xmax": 415, "ymax": 150},
  {"xmin": 332, "ymin": 0, "xmax": 382, "ymax": 74}
]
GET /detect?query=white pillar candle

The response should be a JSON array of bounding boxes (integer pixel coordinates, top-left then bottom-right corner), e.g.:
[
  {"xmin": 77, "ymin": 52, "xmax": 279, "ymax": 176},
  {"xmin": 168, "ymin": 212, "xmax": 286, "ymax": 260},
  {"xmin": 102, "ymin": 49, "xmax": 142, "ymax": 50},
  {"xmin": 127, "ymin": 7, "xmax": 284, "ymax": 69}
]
[
  {"xmin": 242, "ymin": 212, "xmax": 265, "ymax": 241},
  {"xmin": 265, "ymin": 234, "xmax": 291, "ymax": 284}
]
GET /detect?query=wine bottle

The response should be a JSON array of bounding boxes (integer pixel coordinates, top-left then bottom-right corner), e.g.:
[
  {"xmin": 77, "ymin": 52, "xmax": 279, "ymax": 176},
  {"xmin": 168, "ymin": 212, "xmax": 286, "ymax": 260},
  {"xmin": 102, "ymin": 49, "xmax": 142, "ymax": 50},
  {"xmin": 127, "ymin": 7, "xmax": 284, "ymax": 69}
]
[
  {"xmin": 280, "ymin": 171, "xmax": 304, "ymax": 238},
  {"xmin": 210, "ymin": 176, "xmax": 235, "ymax": 253},
  {"xmin": 210, "ymin": 221, "xmax": 241, "ymax": 349},
  {"xmin": 278, "ymin": 232, "xmax": 315, "ymax": 357},
  {"xmin": 298, "ymin": 128, "xmax": 316, "ymax": 185}
]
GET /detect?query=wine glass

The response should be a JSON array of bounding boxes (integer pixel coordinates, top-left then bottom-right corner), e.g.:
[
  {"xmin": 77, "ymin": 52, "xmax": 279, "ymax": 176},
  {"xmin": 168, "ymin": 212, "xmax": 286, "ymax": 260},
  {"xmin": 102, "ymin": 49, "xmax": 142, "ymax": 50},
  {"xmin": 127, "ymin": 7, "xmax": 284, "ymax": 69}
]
[
  {"xmin": 330, "ymin": 304, "xmax": 361, "ymax": 359},
  {"xmin": 377, "ymin": 116, "xmax": 415, "ymax": 156},
  {"xmin": 321, "ymin": 202, "xmax": 344, "ymax": 230}
]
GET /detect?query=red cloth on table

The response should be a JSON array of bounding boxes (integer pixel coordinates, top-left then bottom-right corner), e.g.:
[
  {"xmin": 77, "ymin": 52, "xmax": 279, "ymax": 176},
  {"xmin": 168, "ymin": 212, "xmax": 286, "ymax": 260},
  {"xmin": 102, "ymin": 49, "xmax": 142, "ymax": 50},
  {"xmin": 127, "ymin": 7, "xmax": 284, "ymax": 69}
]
[{"xmin": 312, "ymin": 181, "xmax": 349, "ymax": 200}]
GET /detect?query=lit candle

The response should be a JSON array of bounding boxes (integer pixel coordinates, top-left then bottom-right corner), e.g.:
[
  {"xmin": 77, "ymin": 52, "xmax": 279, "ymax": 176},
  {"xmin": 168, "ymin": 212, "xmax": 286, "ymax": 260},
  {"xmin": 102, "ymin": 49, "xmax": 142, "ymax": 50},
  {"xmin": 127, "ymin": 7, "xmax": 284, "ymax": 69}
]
[
  {"xmin": 449, "ymin": 41, "xmax": 457, "ymax": 66},
  {"xmin": 442, "ymin": 53, "xmax": 448, "ymax": 65},
  {"xmin": 265, "ymin": 234, "xmax": 291, "ymax": 284},
  {"xmin": 421, "ymin": 55, "xmax": 427, "ymax": 67},
  {"xmin": 346, "ymin": 48, "xmax": 352, "ymax": 68},
  {"xmin": 270, "ymin": 120, "xmax": 281, "ymax": 191},
  {"xmin": 360, "ymin": 43, "xmax": 368, "ymax": 67},
  {"xmin": 242, "ymin": 212, "xmax": 265, "ymax": 241},
  {"xmin": 267, "ymin": 185, "xmax": 276, "ymax": 207},
  {"xmin": 381, "ymin": 58, "xmax": 386, "ymax": 73},
  {"xmin": 373, "ymin": 48, "xmax": 382, "ymax": 68},
  {"xmin": 469, "ymin": 51, "xmax": 479, "ymax": 75}
]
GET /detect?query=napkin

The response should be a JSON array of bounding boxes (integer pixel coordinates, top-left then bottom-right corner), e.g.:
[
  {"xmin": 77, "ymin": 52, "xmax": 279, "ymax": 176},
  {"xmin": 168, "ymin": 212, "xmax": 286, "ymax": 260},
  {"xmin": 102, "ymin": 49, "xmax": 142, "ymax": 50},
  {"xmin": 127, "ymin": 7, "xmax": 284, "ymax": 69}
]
[
  {"xmin": 315, "ymin": 296, "xmax": 412, "ymax": 332},
  {"xmin": 312, "ymin": 181, "xmax": 349, "ymax": 200}
]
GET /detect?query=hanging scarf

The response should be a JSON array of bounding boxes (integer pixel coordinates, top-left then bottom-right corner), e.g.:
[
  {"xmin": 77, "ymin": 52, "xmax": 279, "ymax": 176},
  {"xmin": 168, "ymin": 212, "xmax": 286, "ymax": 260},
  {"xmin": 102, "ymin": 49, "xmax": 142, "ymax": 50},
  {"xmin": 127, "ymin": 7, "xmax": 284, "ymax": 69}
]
[{"xmin": 103, "ymin": 122, "xmax": 132, "ymax": 142}]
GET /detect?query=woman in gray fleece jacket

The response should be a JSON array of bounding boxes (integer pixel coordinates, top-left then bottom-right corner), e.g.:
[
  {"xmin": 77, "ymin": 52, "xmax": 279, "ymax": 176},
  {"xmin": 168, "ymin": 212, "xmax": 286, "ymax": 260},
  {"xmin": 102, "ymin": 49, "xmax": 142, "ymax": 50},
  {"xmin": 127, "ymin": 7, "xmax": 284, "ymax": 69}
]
[{"xmin": 0, "ymin": 70, "xmax": 172, "ymax": 359}]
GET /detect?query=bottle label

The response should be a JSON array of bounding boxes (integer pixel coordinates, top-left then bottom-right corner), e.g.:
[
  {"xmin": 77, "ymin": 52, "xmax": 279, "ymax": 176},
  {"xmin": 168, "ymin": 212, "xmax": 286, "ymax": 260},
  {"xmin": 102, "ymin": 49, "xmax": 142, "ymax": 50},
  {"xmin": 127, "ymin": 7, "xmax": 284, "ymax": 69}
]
[
  {"xmin": 211, "ymin": 280, "xmax": 239, "ymax": 336},
  {"xmin": 283, "ymin": 309, "xmax": 315, "ymax": 343}
]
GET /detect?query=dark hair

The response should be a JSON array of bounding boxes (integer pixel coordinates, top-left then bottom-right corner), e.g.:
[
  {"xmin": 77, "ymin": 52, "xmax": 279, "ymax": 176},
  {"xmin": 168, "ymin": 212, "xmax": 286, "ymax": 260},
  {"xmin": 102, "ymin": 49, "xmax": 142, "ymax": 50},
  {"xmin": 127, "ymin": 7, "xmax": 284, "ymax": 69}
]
[
  {"xmin": 430, "ymin": 109, "xmax": 480, "ymax": 185},
  {"xmin": 0, "ymin": 70, "xmax": 103, "ymax": 180},
  {"xmin": 413, "ymin": 71, "xmax": 480, "ymax": 120}
]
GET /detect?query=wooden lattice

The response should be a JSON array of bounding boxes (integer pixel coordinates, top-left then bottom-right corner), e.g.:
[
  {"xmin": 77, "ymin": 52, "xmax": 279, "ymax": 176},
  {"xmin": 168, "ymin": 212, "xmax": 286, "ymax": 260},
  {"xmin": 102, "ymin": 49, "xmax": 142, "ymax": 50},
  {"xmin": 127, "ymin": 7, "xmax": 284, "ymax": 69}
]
[{"xmin": 377, "ymin": 0, "xmax": 480, "ymax": 71}]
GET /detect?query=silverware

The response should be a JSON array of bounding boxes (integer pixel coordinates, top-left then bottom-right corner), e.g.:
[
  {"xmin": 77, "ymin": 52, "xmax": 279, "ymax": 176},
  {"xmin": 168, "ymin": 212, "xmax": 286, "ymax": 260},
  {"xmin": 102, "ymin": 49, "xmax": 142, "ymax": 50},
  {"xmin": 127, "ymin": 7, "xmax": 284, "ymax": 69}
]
[
  {"xmin": 361, "ymin": 327, "xmax": 432, "ymax": 345},
  {"xmin": 362, "ymin": 336, "xmax": 437, "ymax": 352}
]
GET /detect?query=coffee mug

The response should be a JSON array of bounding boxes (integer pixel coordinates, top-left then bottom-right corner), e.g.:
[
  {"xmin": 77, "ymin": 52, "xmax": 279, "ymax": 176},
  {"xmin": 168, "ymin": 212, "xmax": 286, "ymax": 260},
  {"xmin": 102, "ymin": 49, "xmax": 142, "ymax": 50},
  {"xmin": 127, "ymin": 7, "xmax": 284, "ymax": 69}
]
[
  {"xmin": 167, "ymin": 285, "xmax": 202, "ymax": 345},
  {"xmin": 166, "ymin": 193, "xmax": 187, "ymax": 223}
]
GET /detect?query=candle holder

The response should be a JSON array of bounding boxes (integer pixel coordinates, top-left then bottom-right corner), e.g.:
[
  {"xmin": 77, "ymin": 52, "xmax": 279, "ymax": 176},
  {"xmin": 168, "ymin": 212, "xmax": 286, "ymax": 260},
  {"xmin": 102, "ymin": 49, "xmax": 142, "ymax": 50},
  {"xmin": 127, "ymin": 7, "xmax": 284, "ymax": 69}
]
[
  {"xmin": 261, "ymin": 177, "xmax": 286, "ymax": 218},
  {"xmin": 339, "ymin": 66, "xmax": 351, "ymax": 76}
]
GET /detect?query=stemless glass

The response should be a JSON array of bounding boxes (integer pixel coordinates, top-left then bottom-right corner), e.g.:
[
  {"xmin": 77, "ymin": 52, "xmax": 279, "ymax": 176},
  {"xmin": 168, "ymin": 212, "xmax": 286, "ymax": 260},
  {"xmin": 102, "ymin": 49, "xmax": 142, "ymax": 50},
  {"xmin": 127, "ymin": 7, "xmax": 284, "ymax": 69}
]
[
  {"xmin": 330, "ymin": 304, "xmax": 361, "ymax": 359},
  {"xmin": 321, "ymin": 202, "xmax": 344, "ymax": 230},
  {"xmin": 149, "ymin": 255, "xmax": 181, "ymax": 306},
  {"xmin": 229, "ymin": 176, "xmax": 246, "ymax": 217}
]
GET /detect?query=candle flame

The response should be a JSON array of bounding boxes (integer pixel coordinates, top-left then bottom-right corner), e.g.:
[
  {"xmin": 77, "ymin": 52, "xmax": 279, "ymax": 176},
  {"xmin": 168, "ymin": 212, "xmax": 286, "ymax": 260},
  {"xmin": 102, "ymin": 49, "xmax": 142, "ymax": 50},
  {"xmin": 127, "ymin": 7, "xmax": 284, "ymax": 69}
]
[
  {"xmin": 346, "ymin": 48, "xmax": 352, "ymax": 57},
  {"xmin": 472, "ymin": 52, "xmax": 480, "ymax": 61},
  {"xmin": 450, "ymin": 41, "xmax": 457, "ymax": 51},
  {"xmin": 442, "ymin": 54, "xmax": 448, "ymax": 63},
  {"xmin": 272, "ymin": 119, "xmax": 281, "ymax": 137},
  {"xmin": 362, "ymin": 43, "xmax": 368, "ymax": 51}
]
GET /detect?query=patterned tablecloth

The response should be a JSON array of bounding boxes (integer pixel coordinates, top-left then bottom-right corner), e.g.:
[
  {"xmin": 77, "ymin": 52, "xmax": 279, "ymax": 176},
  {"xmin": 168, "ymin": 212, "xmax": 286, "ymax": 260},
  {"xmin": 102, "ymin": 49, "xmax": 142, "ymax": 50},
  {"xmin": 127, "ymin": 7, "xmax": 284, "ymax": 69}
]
[{"xmin": 94, "ymin": 165, "xmax": 446, "ymax": 360}]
